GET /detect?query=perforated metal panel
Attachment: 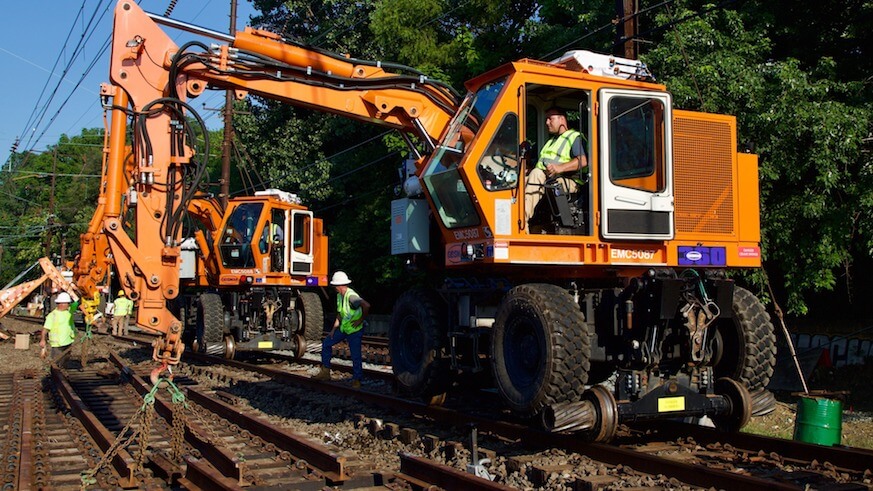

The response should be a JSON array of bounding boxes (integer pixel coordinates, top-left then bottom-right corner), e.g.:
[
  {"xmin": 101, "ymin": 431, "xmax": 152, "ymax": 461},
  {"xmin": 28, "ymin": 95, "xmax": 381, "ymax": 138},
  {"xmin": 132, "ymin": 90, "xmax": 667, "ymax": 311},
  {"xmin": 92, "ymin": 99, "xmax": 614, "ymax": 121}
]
[{"xmin": 673, "ymin": 117, "xmax": 734, "ymax": 235}]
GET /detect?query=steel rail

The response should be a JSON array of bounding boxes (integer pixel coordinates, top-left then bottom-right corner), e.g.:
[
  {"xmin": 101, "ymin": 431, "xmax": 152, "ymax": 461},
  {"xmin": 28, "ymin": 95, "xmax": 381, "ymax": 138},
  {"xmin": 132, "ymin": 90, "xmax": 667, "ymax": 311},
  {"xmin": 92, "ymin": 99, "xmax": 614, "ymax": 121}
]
[
  {"xmin": 639, "ymin": 420, "xmax": 873, "ymax": 473},
  {"xmin": 50, "ymin": 365, "xmax": 138, "ymax": 487},
  {"xmin": 185, "ymin": 352, "xmax": 804, "ymax": 490},
  {"xmin": 108, "ymin": 352, "xmax": 247, "ymax": 485},
  {"xmin": 185, "ymin": 386, "xmax": 350, "ymax": 482}
]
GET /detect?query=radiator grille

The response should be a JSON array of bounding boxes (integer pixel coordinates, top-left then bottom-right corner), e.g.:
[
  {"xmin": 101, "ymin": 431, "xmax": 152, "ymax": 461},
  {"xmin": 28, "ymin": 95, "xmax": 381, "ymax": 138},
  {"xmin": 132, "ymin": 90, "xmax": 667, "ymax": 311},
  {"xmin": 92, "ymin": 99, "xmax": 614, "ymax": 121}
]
[{"xmin": 673, "ymin": 117, "xmax": 734, "ymax": 235}]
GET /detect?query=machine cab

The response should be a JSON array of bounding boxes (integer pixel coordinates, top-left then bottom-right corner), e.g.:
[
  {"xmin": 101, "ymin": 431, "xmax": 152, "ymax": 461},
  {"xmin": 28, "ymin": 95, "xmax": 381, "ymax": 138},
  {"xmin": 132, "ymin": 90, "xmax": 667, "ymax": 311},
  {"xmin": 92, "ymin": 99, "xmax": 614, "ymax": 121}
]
[
  {"xmin": 419, "ymin": 51, "xmax": 674, "ymax": 250},
  {"xmin": 219, "ymin": 191, "xmax": 316, "ymax": 276}
]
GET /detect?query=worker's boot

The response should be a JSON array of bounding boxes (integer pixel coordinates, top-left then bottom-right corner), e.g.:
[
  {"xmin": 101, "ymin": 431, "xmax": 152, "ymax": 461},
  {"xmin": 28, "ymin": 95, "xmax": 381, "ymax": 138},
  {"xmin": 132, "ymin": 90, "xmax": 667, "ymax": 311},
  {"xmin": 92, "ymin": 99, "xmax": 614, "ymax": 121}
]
[{"xmin": 311, "ymin": 366, "xmax": 331, "ymax": 381}]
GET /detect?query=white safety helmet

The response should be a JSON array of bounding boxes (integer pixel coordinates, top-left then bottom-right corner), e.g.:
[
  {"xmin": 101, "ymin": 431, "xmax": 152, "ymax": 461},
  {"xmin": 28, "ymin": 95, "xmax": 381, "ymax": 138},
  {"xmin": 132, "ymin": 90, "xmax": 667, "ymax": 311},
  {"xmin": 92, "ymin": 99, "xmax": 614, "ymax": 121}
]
[
  {"xmin": 329, "ymin": 271, "xmax": 352, "ymax": 286},
  {"xmin": 55, "ymin": 292, "xmax": 72, "ymax": 304}
]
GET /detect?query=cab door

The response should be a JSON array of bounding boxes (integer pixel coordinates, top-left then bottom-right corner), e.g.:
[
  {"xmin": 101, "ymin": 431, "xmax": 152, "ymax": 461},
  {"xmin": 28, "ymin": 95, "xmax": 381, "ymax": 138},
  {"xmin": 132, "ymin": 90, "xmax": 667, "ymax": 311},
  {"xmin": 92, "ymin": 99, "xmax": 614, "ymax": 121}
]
[
  {"xmin": 599, "ymin": 89, "xmax": 674, "ymax": 240},
  {"xmin": 289, "ymin": 210, "xmax": 314, "ymax": 275}
]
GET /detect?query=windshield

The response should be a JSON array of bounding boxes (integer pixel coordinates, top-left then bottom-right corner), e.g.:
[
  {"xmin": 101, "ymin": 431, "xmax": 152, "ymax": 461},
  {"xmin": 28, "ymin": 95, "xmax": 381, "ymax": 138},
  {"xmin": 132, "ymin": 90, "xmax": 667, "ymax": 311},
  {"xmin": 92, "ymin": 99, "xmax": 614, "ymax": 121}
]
[
  {"xmin": 219, "ymin": 203, "xmax": 264, "ymax": 268},
  {"xmin": 422, "ymin": 78, "xmax": 507, "ymax": 229}
]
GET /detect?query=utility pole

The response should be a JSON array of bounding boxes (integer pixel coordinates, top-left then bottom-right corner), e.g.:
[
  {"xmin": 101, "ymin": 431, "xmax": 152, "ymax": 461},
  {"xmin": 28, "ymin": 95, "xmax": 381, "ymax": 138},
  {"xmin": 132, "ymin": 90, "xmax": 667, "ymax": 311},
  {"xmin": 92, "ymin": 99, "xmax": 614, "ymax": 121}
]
[
  {"xmin": 44, "ymin": 149, "xmax": 57, "ymax": 260},
  {"xmin": 615, "ymin": 0, "xmax": 639, "ymax": 59},
  {"xmin": 220, "ymin": 0, "xmax": 238, "ymax": 209}
]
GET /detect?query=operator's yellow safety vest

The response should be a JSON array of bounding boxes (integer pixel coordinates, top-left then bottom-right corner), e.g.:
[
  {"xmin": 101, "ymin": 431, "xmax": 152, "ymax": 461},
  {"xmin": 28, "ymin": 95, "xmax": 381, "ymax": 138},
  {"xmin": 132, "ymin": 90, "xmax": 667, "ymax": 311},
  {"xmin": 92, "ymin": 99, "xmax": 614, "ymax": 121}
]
[
  {"xmin": 44, "ymin": 309, "xmax": 75, "ymax": 348},
  {"xmin": 337, "ymin": 287, "xmax": 364, "ymax": 335},
  {"xmin": 114, "ymin": 296, "xmax": 134, "ymax": 316},
  {"xmin": 536, "ymin": 129, "xmax": 585, "ymax": 185}
]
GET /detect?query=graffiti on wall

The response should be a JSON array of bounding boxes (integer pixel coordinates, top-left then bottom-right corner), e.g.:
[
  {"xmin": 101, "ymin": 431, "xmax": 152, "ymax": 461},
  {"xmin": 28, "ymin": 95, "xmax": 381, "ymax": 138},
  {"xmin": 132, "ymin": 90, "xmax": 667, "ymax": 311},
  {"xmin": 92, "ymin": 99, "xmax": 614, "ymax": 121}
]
[{"xmin": 791, "ymin": 333, "xmax": 873, "ymax": 368}]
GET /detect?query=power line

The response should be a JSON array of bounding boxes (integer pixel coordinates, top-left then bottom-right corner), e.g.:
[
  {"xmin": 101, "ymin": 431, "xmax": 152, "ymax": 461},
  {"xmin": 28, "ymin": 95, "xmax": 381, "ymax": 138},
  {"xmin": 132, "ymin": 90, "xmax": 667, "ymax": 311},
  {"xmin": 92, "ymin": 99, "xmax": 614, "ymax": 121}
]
[
  {"xmin": 17, "ymin": 0, "xmax": 90, "ymax": 147},
  {"xmin": 21, "ymin": 0, "xmax": 112, "ymax": 153}
]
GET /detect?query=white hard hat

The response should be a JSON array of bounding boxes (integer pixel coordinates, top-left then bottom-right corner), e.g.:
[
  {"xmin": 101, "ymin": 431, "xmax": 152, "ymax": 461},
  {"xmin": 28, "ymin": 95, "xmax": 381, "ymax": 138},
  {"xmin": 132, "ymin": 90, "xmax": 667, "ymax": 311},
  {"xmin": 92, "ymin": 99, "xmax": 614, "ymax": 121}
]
[
  {"xmin": 55, "ymin": 292, "xmax": 72, "ymax": 304},
  {"xmin": 330, "ymin": 271, "xmax": 352, "ymax": 286}
]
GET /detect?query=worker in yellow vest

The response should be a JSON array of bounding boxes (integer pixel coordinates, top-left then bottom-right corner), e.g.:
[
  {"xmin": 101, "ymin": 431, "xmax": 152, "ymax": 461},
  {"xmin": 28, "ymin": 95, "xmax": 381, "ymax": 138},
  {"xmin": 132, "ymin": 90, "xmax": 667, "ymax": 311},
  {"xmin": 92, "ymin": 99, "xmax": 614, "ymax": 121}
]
[
  {"xmin": 112, "ymin": 290, "xmax": 134, "ymax": 336},
  {"xmin": 39, "ymin": 292, "xmax": 76, "ymax": 361},
  {"xmin": 312, "ymin": 271, "xmax": 370, "ymax": 389}
]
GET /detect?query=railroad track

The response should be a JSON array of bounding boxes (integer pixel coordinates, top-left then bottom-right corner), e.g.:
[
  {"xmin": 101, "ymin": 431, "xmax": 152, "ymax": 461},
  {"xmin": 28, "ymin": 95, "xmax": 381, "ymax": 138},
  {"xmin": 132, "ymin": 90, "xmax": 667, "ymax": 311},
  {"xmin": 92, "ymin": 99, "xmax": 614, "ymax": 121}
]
[
  {"xmin": 7, "ymin": 320, "xmax": 873, "ymax": 489},
  {"xmin": 3, "ymin": 344, "xmax": 513, "ymax": 490},
  {"xmin": 163, "ymin": 345, "xmax": 873, "ymax": 490}
]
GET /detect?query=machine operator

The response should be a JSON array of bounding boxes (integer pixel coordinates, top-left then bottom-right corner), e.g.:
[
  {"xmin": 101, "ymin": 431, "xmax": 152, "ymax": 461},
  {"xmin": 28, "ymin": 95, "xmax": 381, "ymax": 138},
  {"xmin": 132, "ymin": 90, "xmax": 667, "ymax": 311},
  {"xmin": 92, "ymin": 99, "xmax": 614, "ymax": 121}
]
[{"xmin": 524, "ymin": 107, "xmax": 588, "ymax": 227}]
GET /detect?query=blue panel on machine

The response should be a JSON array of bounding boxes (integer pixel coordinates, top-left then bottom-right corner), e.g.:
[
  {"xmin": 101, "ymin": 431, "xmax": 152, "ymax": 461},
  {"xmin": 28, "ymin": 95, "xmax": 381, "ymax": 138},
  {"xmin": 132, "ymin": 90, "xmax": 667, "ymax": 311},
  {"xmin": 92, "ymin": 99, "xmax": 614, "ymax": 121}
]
[{"xmin": 678, "ymin": 246, "xmax": 726, "ymax": 266}]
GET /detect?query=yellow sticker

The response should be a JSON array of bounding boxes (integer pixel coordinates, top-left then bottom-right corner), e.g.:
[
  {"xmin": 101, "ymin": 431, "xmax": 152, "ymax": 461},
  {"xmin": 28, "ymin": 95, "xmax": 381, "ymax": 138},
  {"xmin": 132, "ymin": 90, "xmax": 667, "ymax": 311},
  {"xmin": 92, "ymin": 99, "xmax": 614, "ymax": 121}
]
[
  {"xmin": 658, "ymin": 396, "xmax": 686, "ymax": 412},
  {"xmin": 258, "ymin": 341, "xmax": 273, "ymax": 348}
]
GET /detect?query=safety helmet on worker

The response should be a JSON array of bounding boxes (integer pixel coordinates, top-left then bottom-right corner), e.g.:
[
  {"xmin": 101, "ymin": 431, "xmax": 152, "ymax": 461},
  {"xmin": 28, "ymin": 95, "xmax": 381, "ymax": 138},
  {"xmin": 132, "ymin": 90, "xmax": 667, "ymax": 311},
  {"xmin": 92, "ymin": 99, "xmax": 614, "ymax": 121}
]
[
  {"xmin": 55, "ymin": 292, "xmax": 72, "ymax": 304},
  {"xmin": 117, "ymin": 290, "xmax": 125, "ymax": 297},
  {"xmin": 330, "ymin": 271, "xmax": 352, "ymax": 286}
]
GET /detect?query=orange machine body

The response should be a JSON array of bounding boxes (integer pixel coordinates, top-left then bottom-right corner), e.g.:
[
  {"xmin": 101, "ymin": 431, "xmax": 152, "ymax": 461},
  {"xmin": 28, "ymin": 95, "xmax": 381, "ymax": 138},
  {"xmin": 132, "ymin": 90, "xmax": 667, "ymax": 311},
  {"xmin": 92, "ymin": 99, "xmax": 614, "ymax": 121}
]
[{"xmin": 413, "ymin": 58, "xmax": 761, "ymax": 280}]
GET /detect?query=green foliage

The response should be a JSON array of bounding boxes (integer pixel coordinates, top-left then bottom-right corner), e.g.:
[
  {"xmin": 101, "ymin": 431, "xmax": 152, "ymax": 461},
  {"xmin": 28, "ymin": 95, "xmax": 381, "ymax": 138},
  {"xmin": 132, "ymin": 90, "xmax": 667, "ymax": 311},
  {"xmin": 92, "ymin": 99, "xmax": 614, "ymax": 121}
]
[
  {"xmin": 0, "ymin": 129, "xmax": 104, "ymax": 283},
  {"xmin": 644, "ymin": 0, "xmax": 873, "ymax": 314}
]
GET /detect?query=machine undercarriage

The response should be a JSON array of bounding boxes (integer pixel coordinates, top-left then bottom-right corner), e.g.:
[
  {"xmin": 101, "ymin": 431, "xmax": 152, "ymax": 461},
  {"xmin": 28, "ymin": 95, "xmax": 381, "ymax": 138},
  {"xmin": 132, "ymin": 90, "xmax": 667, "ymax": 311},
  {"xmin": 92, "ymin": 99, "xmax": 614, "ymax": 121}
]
[
  {"xmin": 390, "ymin": 269, "xmax": 777, "ymax": 441},
  {"xmin": 179, "ymin": 287, "xmax": 324, "ymax": 360}
]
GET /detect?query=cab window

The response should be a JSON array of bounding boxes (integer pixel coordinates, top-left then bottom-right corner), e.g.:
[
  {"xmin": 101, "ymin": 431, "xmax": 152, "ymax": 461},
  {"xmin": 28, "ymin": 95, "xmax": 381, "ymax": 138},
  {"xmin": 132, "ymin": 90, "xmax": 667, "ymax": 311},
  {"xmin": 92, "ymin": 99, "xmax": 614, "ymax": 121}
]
[
  {"xmin": 476, "ymin": 113, "xmax": 519, "ymax": 191},
  {"xmin": 293, "ymin": 213, "xmax": 311, "ymax": 254},
  {"xmin": 608, "ymin": 96, "xmax": 665, "ymax": 192},
  {"xmin": 219, "ymin": 203, "xmax": 264, "ymax": 268}
]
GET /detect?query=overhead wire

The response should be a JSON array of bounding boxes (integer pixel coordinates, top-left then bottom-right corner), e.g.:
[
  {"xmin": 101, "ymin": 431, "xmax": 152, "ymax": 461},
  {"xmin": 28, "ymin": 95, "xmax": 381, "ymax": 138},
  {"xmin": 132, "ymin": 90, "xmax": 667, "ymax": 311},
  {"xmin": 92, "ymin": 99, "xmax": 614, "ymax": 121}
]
[
  {"xmin": 20, "ymin": 0, "xmax": 113, "ymax": 153},
  {"xmin": 17, "ymin": 0, "xmax": 89, "ymax": 149}
]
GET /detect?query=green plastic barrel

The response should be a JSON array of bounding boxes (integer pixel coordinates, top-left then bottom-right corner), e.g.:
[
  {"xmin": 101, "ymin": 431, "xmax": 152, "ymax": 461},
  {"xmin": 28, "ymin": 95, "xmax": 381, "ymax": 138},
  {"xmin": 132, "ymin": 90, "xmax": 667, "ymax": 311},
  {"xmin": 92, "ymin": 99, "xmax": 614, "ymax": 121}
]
[{"xmin": 793, "ymin": 396, "xmax": 842, "ymax": 446}]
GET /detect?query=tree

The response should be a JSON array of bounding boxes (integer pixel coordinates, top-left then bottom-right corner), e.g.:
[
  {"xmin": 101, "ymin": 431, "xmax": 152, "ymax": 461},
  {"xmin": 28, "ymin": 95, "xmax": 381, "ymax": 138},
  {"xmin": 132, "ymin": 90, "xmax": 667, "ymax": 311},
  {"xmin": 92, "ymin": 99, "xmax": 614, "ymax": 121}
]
[{"xmin": 643, "ymin": 1, "xmax": 873, "ymax": 314}]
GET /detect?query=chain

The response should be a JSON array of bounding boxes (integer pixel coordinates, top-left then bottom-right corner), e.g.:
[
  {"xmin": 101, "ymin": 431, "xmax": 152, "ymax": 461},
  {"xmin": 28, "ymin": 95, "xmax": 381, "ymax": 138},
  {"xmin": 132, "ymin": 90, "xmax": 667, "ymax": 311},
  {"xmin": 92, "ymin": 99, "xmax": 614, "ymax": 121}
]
[
  {"xmin": 166, "ymin": 378, "xmax": 189, "ymax": 461},
  {"xmin": 79, "ymin": 378, "xmax": 163, "ymax": 489},
  {"xmin": 79, "ymin": 325, "xmax": 93, "ymax": 368},
  {"xmin": 136, "ymin": 403, "xmax": 154, "ymax": 475}
]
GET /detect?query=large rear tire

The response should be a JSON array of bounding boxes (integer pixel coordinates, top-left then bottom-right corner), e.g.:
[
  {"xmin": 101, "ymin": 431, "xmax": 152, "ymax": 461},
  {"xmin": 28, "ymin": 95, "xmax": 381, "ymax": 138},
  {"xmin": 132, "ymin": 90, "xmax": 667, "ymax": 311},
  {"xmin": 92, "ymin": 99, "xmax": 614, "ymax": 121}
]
[
  {"xmin": 712, "ymin": 286, "xmax": 777, "ymax": 390},
  {"xmin": 491, "ymin": 284, "xmax": 590, "ymax": 416},
  {"xmin": 390, "ymin": 289, "xmax": 448, "ymax": 400},
  {"xmin": 299, "ymin": 291, "xmax": 324, "ymax": 341}
]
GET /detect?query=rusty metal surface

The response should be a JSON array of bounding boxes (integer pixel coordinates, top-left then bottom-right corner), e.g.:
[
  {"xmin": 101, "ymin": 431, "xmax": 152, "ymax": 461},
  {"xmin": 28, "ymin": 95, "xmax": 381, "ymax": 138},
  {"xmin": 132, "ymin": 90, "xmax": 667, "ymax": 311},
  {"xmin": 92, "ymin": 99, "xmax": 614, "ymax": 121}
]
[
  {"xmin": 399, "ymin": 452, "xmax": 516, "ymax": 490},
  {"xmin": 50, "ymin": 365, "xmax": 138, "ymax": 487},
  {"xmin": 185, "ymin": 352, "xmax": 812, "ymax": 490},
  {"xmin": 185, "ymin": 386, "xmax": 349, "ymax": 482},
  {"xmin": 109, "ymin": 352, "xmax": 246, "ymax": 485},
  {"xmin": 638, "ymin": 420, "xmax": 873, "ymax": 473},
  {"xmin": 182, "ymin": 457, "xmax": 245, "ymax": 491}
]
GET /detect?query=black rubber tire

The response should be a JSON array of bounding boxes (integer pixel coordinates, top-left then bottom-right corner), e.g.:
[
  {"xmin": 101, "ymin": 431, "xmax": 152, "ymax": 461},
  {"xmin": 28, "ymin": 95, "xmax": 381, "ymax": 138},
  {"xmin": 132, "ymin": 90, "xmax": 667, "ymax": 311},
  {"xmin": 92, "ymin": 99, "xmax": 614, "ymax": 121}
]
[
  {"xmin": 198, "ymin": 293, "xmax": 226, "ymax": 355},
  {"xmin": 389, "ymin": 289, "xmax": 448, "ymax": 399},
  {"xmin": 491, "ymin": 284, "xmax": 591, "ymax": 416},
  {"xmin": 299, "ymin": 291, "xmax": 324, "ymax": 341},
  {"xmin": 712, "ymin": 286, "xmax": 777, "ymax": 390}
]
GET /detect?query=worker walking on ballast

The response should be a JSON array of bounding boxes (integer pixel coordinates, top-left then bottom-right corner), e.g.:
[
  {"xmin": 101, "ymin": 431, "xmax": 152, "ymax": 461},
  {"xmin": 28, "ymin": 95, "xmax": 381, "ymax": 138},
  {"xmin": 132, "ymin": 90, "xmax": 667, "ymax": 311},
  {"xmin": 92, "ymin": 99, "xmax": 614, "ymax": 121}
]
[{"xmin": 312, "ymin": 271, "xmax": 370, "ymax": 389}]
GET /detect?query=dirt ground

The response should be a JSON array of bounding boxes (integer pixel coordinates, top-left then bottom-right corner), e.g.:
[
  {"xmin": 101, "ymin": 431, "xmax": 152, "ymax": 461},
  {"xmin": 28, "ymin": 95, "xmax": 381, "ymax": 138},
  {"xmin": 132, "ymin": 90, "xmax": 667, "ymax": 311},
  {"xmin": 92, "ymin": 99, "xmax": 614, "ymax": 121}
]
[{"xmin": 2, "ymin": 319, "xmax": 871, "ymax": 450}]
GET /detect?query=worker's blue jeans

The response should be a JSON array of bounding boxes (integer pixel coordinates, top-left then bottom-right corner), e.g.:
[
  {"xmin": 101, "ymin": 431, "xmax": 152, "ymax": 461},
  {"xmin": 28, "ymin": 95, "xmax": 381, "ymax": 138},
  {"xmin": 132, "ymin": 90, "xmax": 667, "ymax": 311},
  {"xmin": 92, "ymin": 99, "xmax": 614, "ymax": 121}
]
[{"xmin": 321, "ymin": 328, "xmax": 363, "ymax": 381}]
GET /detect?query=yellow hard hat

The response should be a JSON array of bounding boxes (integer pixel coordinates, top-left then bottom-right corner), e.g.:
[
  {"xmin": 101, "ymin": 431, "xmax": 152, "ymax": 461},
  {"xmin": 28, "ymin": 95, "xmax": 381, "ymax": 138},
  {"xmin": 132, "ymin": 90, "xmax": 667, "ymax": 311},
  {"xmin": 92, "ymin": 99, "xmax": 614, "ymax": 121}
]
[{"xmin": 117, "ymin": 290, "xmax": 125, "ymax": 297}]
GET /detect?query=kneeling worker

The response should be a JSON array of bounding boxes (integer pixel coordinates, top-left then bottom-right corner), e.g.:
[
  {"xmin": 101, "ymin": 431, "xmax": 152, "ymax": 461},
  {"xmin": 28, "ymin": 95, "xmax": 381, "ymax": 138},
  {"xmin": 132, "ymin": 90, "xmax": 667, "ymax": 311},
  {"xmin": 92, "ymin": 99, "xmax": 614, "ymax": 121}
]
[{"xmin": 313, "ymin": 271, "xmax": 370, "ymax": 389}]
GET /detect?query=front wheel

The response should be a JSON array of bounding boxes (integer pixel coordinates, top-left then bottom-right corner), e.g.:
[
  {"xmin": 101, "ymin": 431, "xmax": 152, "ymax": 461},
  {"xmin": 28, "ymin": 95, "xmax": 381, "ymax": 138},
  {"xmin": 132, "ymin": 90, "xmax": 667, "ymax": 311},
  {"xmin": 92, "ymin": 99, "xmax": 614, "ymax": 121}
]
[
  {"xmin": 491, "ymin": 284, "xmax": 590, "ymax": 416},
  {"xmin": 711, "ymin": 286, "xmax": 777, "ymax": 390}
]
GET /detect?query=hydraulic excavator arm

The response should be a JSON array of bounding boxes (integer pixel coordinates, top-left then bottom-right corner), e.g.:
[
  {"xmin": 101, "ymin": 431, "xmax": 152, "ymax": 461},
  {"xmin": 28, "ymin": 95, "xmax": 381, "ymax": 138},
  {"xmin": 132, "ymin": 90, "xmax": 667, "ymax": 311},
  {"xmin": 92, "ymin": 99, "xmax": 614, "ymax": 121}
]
[{"xmin": 87, "ymin": 0, "xmax": 461, "ymax": 369}]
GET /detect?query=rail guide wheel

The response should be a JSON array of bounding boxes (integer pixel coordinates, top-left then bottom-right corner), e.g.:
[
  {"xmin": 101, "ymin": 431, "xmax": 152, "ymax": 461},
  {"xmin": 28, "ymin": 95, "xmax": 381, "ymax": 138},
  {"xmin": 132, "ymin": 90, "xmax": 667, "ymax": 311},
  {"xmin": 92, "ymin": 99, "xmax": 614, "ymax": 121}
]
[
  {"xmin": 291, "ymin": 333, "xmax": 307, "ymax": 359},
  {"xmin": 712, "ymin": 377, "xmax": 753, "ymax": 432},
  {"xmin": 584, "ymin": 385, "xmax": 619, "ymax": 442}
]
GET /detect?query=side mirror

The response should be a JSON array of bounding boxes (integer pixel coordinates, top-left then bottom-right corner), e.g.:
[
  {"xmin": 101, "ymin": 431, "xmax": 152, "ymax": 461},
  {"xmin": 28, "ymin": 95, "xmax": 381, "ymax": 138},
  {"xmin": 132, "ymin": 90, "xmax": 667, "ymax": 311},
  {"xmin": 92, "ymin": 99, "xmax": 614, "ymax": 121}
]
[{"xmin": 518, "ymin": 141, "xmax": 532, "ymax": 169}]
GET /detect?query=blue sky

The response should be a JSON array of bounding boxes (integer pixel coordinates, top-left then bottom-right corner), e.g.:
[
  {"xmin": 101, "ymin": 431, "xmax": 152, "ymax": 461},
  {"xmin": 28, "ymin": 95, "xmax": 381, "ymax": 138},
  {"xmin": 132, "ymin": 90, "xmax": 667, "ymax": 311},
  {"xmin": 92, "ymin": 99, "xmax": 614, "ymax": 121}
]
[{"xmin": 0, "ymin": 0, "xmax": 256, "ymax": 167}]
